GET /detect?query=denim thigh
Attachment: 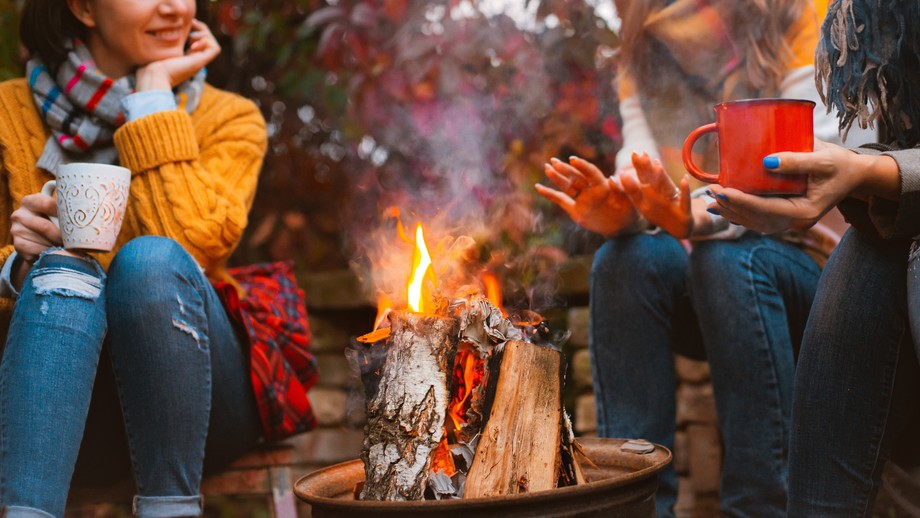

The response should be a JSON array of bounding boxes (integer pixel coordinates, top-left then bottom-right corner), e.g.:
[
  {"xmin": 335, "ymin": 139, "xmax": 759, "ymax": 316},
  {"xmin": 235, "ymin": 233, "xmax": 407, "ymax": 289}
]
[{"xmin": 788, "ymin": 229, "xmax": 920, "ymax": 517}]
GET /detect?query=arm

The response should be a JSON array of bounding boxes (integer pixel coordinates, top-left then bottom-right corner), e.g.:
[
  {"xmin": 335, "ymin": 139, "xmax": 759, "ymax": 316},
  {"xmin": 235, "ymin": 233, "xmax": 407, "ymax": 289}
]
[
  {"xmin": 614, "ymin": 94, "xmax": 661, "ymax": 171},
  {"xmin": 113, "ymin": 96, "xmax": 266, "ymax": 271}
]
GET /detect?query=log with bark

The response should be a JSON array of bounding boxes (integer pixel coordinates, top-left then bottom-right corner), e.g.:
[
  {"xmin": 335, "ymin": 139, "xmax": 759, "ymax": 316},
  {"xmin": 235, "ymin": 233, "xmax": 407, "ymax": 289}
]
[
  {"xmin": 360, "ymin": 310, "xmax": 459, "ymax": 501},
  {"xmin": 464, "ymin": 339, "xmax": 564, "ymax": 498}
]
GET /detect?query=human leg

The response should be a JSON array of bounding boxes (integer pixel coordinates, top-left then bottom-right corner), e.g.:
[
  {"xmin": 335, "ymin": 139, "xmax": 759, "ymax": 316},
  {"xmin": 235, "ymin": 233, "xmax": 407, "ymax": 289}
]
[
  {"xmin": 589, "ymin": 232, "xmax": 689, "ymax": 517},
  {"xmin": 104, "ymin": 236, "xmax": 261, "ymax": 518},
  {"xmin": 788, "ymin": 230, "xmax": 920, "ymax": 516},
  {"xmin": 0, "ymin": 253, "xmax": 107, "ymax": 517},
  {"xmin": 690, "ymin": 235, "xmax": 820, "ymax": 517}
]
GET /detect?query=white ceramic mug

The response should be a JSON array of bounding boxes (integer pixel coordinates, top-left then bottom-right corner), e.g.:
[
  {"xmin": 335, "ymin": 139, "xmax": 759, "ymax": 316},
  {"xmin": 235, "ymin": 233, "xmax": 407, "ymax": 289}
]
[{"xmin": 41, "ymin": 163, "xmax": 131, "ymax": 252}]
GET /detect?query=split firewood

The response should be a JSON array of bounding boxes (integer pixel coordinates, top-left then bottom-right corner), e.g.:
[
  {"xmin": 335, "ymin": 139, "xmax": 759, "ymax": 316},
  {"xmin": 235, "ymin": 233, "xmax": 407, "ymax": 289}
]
[
  {"xmin": 464, "ymin": 339, "xmax": 563, "ymax": 498},
  {"xmin": 360, "ymin": 310, "xmax": 459, "ymax": 501}
]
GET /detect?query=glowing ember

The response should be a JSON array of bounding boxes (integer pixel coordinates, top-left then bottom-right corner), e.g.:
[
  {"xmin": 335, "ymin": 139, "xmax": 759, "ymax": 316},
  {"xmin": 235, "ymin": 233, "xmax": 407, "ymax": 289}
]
[
  {"xmin": 407, "ymin": 225, "xmax": 433, "ymax": 313},
  {"xmin": 430, "ymin": 429, "xmax": 456, "ymax": 476},
  {"xmin": 448, "ymin": 349, "xmax": 485, "ymax": 430}
]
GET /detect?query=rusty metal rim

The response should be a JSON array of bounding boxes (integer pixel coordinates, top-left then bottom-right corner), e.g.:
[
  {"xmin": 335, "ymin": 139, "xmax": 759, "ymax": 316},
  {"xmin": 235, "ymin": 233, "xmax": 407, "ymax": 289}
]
[{"xmin": 295, "ymin": 439, "xmax": 672, "ymax": 511}]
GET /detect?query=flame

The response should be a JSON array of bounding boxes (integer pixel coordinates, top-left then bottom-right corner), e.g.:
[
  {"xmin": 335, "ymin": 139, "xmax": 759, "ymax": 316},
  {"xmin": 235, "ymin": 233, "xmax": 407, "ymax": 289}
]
[
  {"xmin": 482, "ymin": 272, "xmax": 507, "ymax": 317},
  {"xmin": 430, "ymin": 428, "xmax": 456, "ymax": 476},
  {"xmin": 448, "ymin": 349, "xmax": 484, "ymax": 430},
  {"xmin": 407, "ymin": 225, "xmax": 433, "ymax": 313},
  {"xmin": 374, "ymin": 293, "xmax": 393, "ymax": 330}
]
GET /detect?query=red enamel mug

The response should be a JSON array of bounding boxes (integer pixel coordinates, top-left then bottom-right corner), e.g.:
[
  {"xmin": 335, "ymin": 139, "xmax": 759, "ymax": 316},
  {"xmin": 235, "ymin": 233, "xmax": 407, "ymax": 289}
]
[{"xmin": 682, "ymin": 98, "xmax": 814, "ymax": 195}]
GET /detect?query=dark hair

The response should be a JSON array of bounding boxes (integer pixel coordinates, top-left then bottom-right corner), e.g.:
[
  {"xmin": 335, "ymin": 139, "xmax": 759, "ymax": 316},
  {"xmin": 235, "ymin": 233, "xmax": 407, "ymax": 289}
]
[
  {"xmin": 19, "ymin": 0, "xmax": 211, "ymax": 70},
  {"xmin": 816, "ymin": 0, "xmax": 920, "ymax": 148}
]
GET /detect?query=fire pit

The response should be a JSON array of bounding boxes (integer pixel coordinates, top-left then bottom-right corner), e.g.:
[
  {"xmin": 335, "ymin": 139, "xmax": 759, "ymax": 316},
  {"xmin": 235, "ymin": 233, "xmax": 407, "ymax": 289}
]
[{"xmin": 294, "ymin": 437, "xmax": 671, "ymax": 517}]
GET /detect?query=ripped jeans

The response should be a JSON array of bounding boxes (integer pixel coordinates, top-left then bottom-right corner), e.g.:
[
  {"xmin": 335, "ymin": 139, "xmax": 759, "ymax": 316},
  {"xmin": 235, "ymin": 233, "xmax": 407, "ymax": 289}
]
[{"xmin": 0, "ymin": 236, "xmax": 262, "ymax": 518}]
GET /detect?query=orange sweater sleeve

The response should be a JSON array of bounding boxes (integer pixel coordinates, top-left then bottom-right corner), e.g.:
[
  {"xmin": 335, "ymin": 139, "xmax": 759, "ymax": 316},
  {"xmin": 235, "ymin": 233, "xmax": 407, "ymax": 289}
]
[{"xmin": 112, "ymin": 90, "xmax": 267, "ymax": 273}]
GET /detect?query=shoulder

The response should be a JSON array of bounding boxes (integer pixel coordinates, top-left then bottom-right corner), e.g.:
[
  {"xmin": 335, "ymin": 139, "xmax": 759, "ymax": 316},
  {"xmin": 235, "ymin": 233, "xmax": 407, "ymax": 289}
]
[
  {"xmin": 0, "ymin": 78, "xmax": 46, "ymax": 166},
  {"xmin": 0, "ymin": 78, "xmax": 37, "ymax": 126}
]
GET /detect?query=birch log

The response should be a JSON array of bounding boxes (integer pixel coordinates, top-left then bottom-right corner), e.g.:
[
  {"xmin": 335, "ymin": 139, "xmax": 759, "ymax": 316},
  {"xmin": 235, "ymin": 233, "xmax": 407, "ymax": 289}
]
[
  {"xmin": 464, "ymin": 340, "xmax": 563, "ymax": 498},
  {"xmin": 360, "ymin": 310, "xmax": 459, "ymax": 501}
]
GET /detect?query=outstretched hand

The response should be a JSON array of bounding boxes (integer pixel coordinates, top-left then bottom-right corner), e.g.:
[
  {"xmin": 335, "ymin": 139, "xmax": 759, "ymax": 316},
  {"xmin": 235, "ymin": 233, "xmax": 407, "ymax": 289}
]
[
  {"xmin": 620, "ymin": 152, "xmax": 693, "ymax": 238},
  {"xmin": 535, "ymin": 156, "xmax": 639, "ymax": 237},
  {"xmin": 136, "ymin": 19, "xmax": 220, "ymax": 91}
]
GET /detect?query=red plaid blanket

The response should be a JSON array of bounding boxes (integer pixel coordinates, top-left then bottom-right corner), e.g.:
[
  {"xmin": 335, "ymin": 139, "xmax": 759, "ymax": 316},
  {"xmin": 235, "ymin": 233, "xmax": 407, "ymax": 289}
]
[{"xmin": 215, "ymin": 261, "xmax": 318, "ymax": 440}]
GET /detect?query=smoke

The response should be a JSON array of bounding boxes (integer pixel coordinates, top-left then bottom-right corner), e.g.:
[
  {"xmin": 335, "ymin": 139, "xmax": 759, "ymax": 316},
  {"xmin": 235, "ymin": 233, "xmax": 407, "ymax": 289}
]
[{"xmin": 339, "ymin": 6, "xmax": 617, "ymax": 314}]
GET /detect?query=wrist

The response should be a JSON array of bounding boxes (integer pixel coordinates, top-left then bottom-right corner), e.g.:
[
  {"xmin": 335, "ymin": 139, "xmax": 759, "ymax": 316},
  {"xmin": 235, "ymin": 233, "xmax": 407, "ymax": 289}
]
[
  {"xmin": 857, "ymin": 153, "xmax": 901, "ymax": 201},
  {"xmin": 135, "ymin": 64, "xmax": 172, "ymax": 92}
]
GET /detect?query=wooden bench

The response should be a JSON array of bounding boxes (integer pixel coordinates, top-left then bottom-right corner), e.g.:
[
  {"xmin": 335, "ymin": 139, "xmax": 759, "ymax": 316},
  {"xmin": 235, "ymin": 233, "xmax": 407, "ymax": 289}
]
[{"xmin": 67, "ymin": 441, "xmax": 298, "ymax": 518}]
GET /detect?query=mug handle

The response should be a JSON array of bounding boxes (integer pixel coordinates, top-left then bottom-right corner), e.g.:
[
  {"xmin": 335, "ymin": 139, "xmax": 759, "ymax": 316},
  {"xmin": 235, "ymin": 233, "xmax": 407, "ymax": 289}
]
[
  {"xmin": 682, "ymin": 123, "xmax": 720, "ymax": 184},
  {"xmin": 40, "ymin": 180, "xmax": 60, "ymax": 228}
]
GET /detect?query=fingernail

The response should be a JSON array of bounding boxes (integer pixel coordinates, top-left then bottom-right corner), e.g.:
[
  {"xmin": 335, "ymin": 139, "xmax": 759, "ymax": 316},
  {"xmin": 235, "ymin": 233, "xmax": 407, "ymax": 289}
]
[
  {"xmin": 568, "ymin": 155, "xmax": 578, "ymax": 161},
  {"xmin": 705, "ymin": 190, "xmax": 713, "ymax": 197},
  {"xmin": 706, "ymin": 208, "xmax": 721, "ymax": 216},
  {"xmin": 715, "ymin": 193, "xmax": 729, "ymax": 202},
  {"xmin": 551, "ymin": 157, "xmax": 562, "ymax": 163},
  {"xmin": 763, "ymin": 156, "xmax": 780, "ymax": 169}
]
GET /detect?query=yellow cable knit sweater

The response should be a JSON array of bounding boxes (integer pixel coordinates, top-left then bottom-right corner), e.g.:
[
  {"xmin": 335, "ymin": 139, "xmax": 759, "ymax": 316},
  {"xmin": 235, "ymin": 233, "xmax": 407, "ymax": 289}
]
[{"xmin": 0, "ymin": 78, "xmax": 267, "ymax": 318}]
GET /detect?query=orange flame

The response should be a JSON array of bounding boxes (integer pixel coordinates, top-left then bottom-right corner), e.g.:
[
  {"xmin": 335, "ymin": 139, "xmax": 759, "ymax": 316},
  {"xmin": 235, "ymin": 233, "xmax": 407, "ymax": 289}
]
[
  {"xmin": 448, "ymin": 349, "xmax": 484, "ymax": 430},
  {"xmin": 482, "ymin": 272, "xmax": 507, "ymax": 317},
  {"xmin": 407, "ymin": 225, "xmax": 433, "ymax": 313},
  {"xmin": 374, "ymin": 293, "xmax": 392, "ymax": 330},
  {"xmin": 430, "ymin": 429, "xmax": 456, "ymax": 476}
]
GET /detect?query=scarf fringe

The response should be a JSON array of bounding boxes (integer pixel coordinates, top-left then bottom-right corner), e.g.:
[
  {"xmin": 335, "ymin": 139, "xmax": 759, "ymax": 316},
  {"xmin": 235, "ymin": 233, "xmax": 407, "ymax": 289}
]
[{"xmin": 816, "ymin": 0, "xmax": 920, "ymax": 147}]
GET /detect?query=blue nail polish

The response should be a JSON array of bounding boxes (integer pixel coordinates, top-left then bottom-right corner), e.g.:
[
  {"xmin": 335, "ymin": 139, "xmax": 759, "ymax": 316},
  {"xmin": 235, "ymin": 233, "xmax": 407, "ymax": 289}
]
[
  {"xmin": 715, "ymin": 193, "xmax": 729, "ymax": 202},
  {"xmin": 706, "ymin": 208, "xmax": 721, "ymax": 216},
  {"xmin": 705, "ymin": 190, "xmax": 713, "ymax": 197},
  {"xmin": 763, "ymin": 156, "xmax": 780, "ymax": 169}
]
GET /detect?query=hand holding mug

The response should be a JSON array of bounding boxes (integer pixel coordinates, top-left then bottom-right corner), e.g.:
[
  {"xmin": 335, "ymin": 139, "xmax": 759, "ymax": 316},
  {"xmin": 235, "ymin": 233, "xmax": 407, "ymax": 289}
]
[
  {"xmin": 10, "ymin": 190, "xmax": 62, "ymax": 265},
  {"xmin": 708, "ymin": 140, "xmax": 900, "ymax": 233}
]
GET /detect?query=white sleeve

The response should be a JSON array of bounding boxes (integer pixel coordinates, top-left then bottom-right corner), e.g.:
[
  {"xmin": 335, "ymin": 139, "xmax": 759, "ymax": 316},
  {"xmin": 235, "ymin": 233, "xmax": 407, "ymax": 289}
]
[
  {"xmin": 780, "ymin": 65, "xmax": 876, "ymax": 146},
  {"xmin": 614, "ymin": 94, "xmax": 661, "ymax": 172}
]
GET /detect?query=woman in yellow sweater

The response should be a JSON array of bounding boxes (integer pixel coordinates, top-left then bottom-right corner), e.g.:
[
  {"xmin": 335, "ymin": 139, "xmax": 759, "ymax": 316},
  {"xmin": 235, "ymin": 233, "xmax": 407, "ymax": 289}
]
[{"xmin": 0, "ymin": 0, "xmax": 285, "ymax": 516}]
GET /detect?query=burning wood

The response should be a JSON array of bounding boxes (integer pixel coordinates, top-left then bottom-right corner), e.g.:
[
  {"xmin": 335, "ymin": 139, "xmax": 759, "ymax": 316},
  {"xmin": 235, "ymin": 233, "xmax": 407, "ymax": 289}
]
[
  {"xmin": 464, "ymin": 339, "xmax": 563, "ymax": 498},
  {"xmin": 350, "ymin": 222, "xmax": 578, "ymax": 502},
  {"xmin": 360, "ymin": 310, "xmax": 459, "ymax": 501}
]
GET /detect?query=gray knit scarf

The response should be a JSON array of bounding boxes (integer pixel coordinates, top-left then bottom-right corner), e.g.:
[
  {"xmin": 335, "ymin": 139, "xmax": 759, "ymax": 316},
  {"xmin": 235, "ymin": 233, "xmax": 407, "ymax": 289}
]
[
  {"xmin": 816, "ymin": 0, "xmax": 920, "ymax": 147},
  {"xmin": 27, "ymin": 40, "xmax": 206, "ymax": 174}
]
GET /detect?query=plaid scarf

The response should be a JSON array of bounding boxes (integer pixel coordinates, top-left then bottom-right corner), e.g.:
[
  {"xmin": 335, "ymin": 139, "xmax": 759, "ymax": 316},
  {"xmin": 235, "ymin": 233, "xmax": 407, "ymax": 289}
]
[
  {"xmin": 816, "ymin": 0, "xmax": 920, "ymax": 147},
  {"xmin": 26, "ymin": 40, "xmax": 206, "ymax": 174},
  {"xmin": 635, "ymin": 0, "xmax": 757, "ymax": 186}
]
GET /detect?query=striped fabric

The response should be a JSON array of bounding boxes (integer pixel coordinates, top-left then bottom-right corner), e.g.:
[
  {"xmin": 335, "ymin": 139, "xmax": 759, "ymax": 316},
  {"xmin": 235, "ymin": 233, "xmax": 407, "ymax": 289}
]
[
  {"xmin": 215, "ymin": 261, "xmax": 319, "ymax": 440},
  {"xmin": 26, "ymin": 40, "xmax": 205, "ymax": 173}
]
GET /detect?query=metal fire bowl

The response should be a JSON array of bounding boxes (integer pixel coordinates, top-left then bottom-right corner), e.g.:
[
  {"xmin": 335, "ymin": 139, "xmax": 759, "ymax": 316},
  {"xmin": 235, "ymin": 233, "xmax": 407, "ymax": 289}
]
[{"xmin": 294, "ymin": 437, "xmax": 672, "ymax": 518}]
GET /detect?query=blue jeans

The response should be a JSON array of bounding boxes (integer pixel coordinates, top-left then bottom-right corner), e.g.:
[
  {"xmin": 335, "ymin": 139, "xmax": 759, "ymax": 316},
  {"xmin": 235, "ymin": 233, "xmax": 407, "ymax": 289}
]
[
  {"xmin": 590, "ymin": 232, "xmax": 820, "ymax": 518},
  {"xmin": 787, "ymin": 229, "xmax": 920, "ymax": 516},
  {"xmin": 0, "ymin": 236, "xmax": 262, "ymax": 518}
]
